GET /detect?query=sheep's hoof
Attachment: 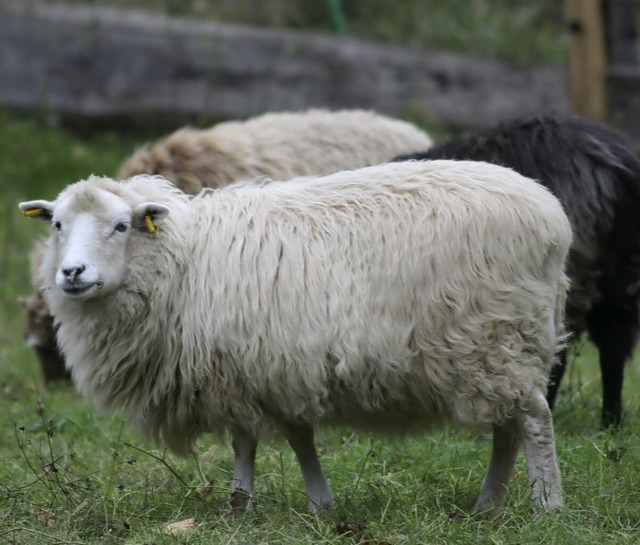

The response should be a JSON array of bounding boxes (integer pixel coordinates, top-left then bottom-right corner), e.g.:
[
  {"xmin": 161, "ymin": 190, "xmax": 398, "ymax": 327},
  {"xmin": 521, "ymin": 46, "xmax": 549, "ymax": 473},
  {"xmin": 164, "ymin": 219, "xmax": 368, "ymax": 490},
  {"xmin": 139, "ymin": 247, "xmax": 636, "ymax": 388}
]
[
  {"xmin": 532, "ymin": 495, "xmax": 564, "ymax": 519},
  {"xmin": 473, "ymin": 492, "xmax": 499, "ymax": 512},
  {"xmin": 229, "ymin": 488, "xmax": 253, "ymax": 516},
  {"xmin": 472, "ymin": 497, "xmax": 504, "ymax": 517},
  {"xmin": 308, "ymin": 498, "xmax": 336, "ymax": 514}
]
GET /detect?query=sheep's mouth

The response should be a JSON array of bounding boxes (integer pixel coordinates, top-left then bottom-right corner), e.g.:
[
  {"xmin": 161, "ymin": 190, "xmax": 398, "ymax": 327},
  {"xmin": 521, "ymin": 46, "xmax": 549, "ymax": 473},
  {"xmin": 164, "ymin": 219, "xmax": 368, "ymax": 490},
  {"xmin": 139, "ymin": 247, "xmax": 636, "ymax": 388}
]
[{"xmin": 61, "ymin": 282, "xmax": 99, "ymax": 298}]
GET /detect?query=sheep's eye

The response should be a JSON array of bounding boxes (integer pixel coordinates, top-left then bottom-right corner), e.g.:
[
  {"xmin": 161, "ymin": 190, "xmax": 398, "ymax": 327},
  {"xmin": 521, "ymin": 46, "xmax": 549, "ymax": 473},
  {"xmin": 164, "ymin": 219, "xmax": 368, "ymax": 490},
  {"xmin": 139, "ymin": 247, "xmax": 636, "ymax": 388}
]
[
  {"xmin": 114, "ymin": 222, "xmax": 128, "ymax": 233},
  {"xmin": 53, "ymin": 221, "xmax": 61, "ymax": 231}
]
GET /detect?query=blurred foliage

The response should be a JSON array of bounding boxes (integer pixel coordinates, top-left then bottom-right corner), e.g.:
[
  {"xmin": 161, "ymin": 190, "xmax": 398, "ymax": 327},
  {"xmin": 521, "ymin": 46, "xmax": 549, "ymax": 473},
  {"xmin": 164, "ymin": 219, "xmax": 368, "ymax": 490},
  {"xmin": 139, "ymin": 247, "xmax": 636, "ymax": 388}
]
[{"xmin": 49, "ymin": 0, "xmax": 568, "ymax": 63}]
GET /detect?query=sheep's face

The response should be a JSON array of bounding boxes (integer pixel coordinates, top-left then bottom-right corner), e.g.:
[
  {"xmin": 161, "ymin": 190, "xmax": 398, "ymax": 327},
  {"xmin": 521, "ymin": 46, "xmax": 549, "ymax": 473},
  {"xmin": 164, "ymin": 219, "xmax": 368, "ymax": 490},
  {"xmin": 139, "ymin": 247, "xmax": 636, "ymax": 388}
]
[{"xmin": 20, "ymin": 186, "xmax": 169, "ymax": 301}]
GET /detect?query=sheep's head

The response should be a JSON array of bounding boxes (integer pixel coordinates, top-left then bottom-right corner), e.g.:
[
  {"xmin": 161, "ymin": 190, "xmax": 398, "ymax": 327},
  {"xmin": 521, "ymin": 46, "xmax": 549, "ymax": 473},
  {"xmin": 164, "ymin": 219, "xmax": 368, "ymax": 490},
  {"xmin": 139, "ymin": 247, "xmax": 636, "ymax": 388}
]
[{"xmin": 19, "ymin": 181, "xmax": 170, "ymax": 301}]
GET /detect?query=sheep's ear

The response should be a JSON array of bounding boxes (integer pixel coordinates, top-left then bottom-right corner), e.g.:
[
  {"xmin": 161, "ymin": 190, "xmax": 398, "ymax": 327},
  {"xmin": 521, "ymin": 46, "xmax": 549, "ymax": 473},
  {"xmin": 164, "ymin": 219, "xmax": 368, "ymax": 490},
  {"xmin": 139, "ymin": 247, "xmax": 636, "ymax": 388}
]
[
  {"xmin": 18, "ymin": 200, "xmax": 55, "ymax": 223},
  {"xmin": 132, "ymin": 202, "xmax": 170, "ymax": 234}
]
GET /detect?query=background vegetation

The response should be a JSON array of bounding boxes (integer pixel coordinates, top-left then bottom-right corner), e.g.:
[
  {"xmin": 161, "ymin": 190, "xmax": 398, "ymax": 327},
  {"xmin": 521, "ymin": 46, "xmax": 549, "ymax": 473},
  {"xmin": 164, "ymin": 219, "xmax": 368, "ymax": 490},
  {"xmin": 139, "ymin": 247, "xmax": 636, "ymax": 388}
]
[
  {"xmin": 49, "ymin": 0, "xmax": 568, "ymax": 63},
  {"xmin": 2, "ymin": 2, "xmax": 639, "ymax": 544}
]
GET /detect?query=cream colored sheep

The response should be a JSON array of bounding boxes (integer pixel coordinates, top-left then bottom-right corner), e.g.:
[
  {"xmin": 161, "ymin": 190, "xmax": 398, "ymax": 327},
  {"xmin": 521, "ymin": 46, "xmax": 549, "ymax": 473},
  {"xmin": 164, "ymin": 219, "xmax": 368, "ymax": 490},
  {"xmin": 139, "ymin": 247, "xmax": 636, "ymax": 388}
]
[
  {"xmin": 21, "ymin": 159, "xmax": 570, "ymax": 514},
  {"xmin": 117, "ymin": 109, "xmax": 432, "ymax": 191}
]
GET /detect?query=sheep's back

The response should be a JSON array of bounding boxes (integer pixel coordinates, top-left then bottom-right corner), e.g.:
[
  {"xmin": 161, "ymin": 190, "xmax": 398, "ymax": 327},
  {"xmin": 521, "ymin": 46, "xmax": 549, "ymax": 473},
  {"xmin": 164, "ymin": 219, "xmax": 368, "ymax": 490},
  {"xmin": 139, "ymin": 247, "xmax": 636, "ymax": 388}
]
[
  {"xmin": 49, "ymin": 163, "xmax": 571, "ymax": 451},
  {"xmin": 399, "ymin": 114, "xmax": 640, "ymax": 335},
  {"xmin": 117, "ymin": 109, "xmax": 432, "ymax": 192},
  {"xmin": 181, "ymin": 161, "xmax": 570, "ymax": 432}
]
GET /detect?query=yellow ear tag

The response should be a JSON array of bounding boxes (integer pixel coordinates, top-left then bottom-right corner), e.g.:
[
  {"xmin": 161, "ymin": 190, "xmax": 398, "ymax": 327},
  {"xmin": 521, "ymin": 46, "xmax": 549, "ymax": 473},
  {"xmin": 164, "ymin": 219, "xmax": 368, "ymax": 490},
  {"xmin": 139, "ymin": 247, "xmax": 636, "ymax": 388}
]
[
  {"xmin": 23, "ymin": 208, "xmax": 45, "ymax": 218},
  {"xmin": 144, "ymin": 214, "xmax": 157, "ymax": 234}
]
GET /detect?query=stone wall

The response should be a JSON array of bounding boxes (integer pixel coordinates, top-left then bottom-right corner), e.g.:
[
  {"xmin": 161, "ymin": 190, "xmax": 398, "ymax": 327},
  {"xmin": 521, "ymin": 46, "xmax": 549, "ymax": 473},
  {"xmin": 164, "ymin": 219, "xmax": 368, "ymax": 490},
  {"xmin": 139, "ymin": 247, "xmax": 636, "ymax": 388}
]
[{"xmin": 0, "ymin": 1, "xmax": 570, "ymax": 130}]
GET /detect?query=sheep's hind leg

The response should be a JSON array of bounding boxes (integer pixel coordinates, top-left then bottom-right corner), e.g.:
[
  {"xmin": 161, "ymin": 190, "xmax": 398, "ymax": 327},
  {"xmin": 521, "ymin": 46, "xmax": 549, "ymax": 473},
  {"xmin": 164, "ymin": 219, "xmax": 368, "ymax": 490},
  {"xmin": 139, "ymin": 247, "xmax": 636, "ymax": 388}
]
[
  {"xmin": 519, "ymin": 389, "xmax": 563, "ymax": 511},
  {"xmin": 230, "ymin": 428, "xmax": 258, "ymax": 514},
  {"xmin": 283, "ymin": 422, "xmax": 335, "ymax": 512},
  {"xmin": 474, "ymin": 417, "xmax": 520, "ymax": 513}
]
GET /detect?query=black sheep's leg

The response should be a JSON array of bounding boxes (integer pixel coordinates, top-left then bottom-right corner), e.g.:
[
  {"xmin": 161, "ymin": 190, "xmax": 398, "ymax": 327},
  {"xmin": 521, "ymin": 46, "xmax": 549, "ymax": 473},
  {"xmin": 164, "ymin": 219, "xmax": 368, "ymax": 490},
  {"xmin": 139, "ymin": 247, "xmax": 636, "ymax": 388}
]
[
  {"xmin": 597, "ymin": 333, "xmax": 628, "ymax": 428},
  {"xmin": 546, "ymin": 349, "xmax": 568, "ymax": 410},
  {"xmin": 588, "ymin": 303, "xmax": 639, "ymax": 428}
]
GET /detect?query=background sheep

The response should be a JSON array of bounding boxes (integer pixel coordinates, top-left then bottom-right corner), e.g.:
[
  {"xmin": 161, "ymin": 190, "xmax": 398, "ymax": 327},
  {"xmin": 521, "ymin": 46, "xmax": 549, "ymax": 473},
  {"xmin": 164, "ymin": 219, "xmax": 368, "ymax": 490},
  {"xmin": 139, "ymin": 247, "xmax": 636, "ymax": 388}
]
[
  {"xmin": 395, "ymin": 113, "xmax": 640, "ymax": 427},
  {"xmin": 20, "ymin": 160, "xmax": 571, "ymax": 513},
  {"xmin": 23, "ymin": 108, "xmax": 432, "ymax": 384},
  {"xmin": 17, "ymin": 294, "xmax": 67, "ymax": 382},
  {"xmin": 18, "ymin": 237, "xmax": 70, "ymax": 382},
  {"xmin": 117, "ymin": 108, "xmax": 433, "ymax": 190}
]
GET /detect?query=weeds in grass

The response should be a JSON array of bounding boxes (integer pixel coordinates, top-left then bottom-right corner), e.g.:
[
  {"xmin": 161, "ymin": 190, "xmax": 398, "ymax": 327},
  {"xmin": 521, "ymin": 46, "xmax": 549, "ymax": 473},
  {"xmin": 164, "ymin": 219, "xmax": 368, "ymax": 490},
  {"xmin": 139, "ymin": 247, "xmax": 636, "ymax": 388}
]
[{"xmin": 2, "ymin": 396, "xmax": 230, "ymax": 543}]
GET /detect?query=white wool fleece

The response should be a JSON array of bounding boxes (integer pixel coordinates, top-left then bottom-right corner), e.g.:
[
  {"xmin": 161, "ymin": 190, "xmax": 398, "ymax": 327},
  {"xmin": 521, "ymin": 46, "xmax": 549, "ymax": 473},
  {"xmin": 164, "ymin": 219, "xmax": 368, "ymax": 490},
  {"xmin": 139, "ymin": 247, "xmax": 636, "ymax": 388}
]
[{"xmin": 33, "ymin": 160, "xmax": 571, "ymax": 454}]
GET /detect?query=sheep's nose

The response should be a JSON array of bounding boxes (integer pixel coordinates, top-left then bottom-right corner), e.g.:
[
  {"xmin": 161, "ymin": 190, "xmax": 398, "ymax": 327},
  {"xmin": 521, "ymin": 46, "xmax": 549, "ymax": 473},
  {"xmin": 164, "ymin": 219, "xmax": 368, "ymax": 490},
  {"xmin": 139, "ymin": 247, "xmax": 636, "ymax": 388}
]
[{"xmin": 62, "ymin": 265, "xmax": 86, "ymax": 282}]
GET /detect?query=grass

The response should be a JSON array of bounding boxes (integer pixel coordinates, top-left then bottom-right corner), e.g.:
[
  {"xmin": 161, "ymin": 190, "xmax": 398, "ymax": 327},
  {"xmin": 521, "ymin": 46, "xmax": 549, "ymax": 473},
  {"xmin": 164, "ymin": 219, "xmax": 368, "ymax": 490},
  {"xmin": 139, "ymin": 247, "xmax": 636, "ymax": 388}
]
[
  {"xmin": 2, "ymin": 357, "xmax": 640, "ymax": 544},
  {"xmin": 1, "ymin": 110, "xmax": 640, "ymax": 544}
]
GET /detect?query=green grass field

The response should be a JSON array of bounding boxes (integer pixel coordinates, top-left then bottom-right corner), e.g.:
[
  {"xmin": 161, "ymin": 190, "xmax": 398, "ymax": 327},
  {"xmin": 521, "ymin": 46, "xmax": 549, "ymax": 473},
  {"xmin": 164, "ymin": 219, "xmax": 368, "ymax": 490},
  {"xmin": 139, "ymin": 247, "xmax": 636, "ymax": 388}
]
[{"xmin": 1, "ymin": 109, "xmax": 640, "ymax": 544}]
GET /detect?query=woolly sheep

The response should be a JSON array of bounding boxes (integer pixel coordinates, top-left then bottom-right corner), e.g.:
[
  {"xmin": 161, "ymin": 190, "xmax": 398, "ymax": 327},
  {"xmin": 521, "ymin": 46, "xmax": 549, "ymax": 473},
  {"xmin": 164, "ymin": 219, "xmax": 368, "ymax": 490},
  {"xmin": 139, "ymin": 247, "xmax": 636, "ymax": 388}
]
[
  {"xmin": 19, "ymin": 238, "xmax": 64, "ymax": 382},
  {"xmin": 18, "ymin": 238, "xmax": 70, "ymax": 382},
  {"xmin": 20, "ymin": 160, "xmax": 571, "ymax": 513},
  {"xmin": 23, "ymin": 108, "xmax": 432, "ymax": 384},
  {"xmin": 396, "ymin": 113, "xmax": 640, "ymax": 427},
  {"xmin": 17, "ymin": 295, "xmax": 68, "ymax": 383},
  {"xmin": 117, "ymin": 108, "xmax": 433, "ymax": 191}
]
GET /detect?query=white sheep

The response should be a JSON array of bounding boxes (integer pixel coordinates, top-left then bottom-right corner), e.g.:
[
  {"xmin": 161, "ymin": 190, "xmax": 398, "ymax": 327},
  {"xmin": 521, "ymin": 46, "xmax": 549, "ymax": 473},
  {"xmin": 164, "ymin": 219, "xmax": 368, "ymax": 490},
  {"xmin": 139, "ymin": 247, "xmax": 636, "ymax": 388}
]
[
  {"xmin": 20, "ymin": 160, "xmax": 571, "ymax": 514},
  {"xmin": 117, "ymin": 108, "xmax": 433, "ymax": 192}
]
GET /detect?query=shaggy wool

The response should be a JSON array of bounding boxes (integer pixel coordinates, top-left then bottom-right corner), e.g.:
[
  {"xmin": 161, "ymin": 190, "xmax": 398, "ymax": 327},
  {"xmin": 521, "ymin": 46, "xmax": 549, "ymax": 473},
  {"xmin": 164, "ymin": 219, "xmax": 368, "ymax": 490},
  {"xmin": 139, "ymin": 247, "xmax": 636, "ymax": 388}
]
[
  {"xmin": 396, "ymin": 113, "xmax": 640, "ymax": 427},
  {"xmin": 27, "ymin": 160, "xmax": 570, "ymax": 455},
  {"xmin": 117, "ymin": 108, "xmax": 432, "ymax": 192}
]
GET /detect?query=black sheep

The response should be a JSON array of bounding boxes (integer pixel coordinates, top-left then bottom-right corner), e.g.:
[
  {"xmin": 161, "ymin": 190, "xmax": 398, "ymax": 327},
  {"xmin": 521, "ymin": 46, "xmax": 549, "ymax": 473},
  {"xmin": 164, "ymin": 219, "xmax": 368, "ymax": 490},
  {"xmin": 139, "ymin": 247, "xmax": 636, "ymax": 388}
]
[{"xmin": 395, "ymin": 114, "xmax": 640, "ymax": 427}]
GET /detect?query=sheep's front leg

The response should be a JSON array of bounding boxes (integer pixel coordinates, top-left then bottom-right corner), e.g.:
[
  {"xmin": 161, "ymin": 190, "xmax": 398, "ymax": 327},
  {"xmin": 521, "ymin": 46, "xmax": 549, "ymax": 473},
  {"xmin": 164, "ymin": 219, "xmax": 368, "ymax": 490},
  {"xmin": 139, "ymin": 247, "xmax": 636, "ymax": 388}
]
[
  {"xmin": 230, "ymin": 427, "xmax": 258, "ymax": 514},
  {"xmin": 519, "ymin": 389, "xmax": 563, "ymax": 511},
  {"xmin": 283, "ymin": 422, "xmax": 335, "ymax": 512},
  {"xmin": 474, "ymin": 417, "xmax": 520, "ymax": 512}
]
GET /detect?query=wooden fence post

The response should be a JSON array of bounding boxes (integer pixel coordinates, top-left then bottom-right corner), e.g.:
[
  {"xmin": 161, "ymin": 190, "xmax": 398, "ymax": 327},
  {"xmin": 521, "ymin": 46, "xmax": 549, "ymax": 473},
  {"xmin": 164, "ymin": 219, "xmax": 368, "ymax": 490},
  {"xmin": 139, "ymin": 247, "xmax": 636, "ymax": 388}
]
[{"xmin": 566, "ymin": 0, "xmax": 607, "ymax": 120}]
